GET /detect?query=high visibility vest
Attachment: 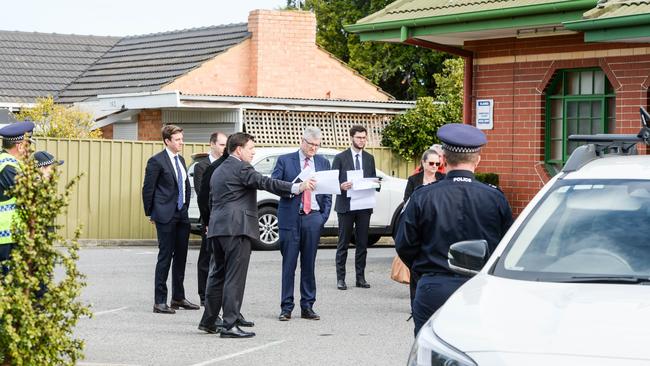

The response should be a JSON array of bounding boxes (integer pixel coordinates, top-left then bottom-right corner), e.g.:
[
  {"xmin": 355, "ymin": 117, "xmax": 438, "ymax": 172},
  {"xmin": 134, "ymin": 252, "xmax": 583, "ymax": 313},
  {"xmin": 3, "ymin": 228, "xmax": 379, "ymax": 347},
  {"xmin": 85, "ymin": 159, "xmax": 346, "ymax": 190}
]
[{"xmin": 0, "ymin": 152, "xmax": 20, "ymax": 245}]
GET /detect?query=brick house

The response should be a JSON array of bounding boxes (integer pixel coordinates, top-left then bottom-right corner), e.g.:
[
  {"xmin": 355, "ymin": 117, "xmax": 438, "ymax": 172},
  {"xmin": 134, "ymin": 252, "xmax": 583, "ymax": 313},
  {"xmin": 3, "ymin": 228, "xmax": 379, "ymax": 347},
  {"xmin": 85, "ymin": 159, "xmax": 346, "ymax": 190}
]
[
  {"xmin": 349, "ymin": 0, "xmax": 650, "ymax": 213},
  {"xmin": 0, "ymin": 10, "xmax": 413, "ymax": 144}
]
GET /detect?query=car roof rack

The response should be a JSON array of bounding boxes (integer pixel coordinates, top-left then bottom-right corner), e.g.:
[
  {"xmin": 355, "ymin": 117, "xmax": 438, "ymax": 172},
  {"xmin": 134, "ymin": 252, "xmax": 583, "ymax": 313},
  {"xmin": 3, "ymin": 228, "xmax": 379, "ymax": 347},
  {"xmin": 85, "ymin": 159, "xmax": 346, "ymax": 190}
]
[{"xmin": 562, "ymin": 107, "xmax": 650, "ymax": 173}]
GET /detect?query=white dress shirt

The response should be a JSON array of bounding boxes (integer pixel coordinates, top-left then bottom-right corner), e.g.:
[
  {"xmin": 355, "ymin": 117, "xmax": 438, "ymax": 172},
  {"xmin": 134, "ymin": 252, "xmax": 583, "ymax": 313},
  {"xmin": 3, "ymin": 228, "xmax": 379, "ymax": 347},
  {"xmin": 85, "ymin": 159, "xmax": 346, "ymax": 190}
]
[{"xmin": 165, "ymin": 148, "xmax": 187, "ymax": 205}]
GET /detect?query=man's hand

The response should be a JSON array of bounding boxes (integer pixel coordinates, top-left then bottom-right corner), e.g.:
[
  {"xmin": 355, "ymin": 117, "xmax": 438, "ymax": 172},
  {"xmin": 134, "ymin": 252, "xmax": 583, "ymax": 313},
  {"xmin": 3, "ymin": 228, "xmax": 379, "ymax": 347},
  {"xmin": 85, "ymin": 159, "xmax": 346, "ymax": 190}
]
[
  {"xmin": 299, "ymin": 178, "xmax": 317, "ymax": 192},
  {"xmin": 340, "ymin": 181, "xmax": 353, "ymax": 191}
]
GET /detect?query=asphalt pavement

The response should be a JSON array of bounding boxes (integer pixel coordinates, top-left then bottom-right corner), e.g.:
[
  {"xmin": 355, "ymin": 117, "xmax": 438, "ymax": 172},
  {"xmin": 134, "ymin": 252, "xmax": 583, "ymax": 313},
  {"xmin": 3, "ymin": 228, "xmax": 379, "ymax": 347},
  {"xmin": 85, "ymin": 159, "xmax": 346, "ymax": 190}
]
[{"xmin": 74, "ymin": 245, "xmax": 414, "ymax": 366}]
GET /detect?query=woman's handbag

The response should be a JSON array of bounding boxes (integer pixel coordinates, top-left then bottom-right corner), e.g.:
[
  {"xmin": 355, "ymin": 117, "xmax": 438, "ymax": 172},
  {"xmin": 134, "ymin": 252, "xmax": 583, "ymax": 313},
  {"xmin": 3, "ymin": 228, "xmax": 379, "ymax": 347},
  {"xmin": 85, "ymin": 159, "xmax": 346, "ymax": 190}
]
[{"xmin": 390, "ymin": 256, "xmax": 410, "ymax": 284}]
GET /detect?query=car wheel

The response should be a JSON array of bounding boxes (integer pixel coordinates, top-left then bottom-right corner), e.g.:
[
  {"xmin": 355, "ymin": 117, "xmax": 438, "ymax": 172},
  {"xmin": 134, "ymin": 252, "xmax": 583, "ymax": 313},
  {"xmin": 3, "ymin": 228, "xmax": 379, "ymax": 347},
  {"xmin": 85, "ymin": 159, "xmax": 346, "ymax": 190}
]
[
  {"xmin": 254, "ymin": 206, "xmax": 280, "ymax": 250},
  {"xmin": 367, "ymin": 235, "xmax": 381, "ymax": 247},
  {"xmin": 350, "ymin": 234, "xmax": 381, "ymax": 247}
]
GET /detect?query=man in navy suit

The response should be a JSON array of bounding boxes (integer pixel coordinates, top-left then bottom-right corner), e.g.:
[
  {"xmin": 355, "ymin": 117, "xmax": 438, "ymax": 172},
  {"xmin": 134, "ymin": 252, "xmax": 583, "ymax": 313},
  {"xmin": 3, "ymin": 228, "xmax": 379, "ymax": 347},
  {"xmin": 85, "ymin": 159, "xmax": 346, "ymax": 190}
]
[
  {"xmin": 272, "ymin": 127, "xmax": 332, "ymax": 321},
  {"xmin": 332, "ymin": 125, "xmax": 378, "ymax": 290},
  {"xmin": 142, "ymin": 125, "xmax": 199, "ymax": 314}
]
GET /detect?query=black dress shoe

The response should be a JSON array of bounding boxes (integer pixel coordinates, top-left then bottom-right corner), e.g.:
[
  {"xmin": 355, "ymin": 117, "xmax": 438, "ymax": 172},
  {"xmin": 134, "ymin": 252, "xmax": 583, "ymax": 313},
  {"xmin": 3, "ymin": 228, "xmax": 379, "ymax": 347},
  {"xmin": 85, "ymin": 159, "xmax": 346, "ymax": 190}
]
[
  {"xmin": 220, "ymin": 325, "xmax": 255, "ymax": 338},
  {"xmin": 301, "ymin": 308, "xmax": 320, "ymax": 320},
  {"xmin": 356, "ymin": 279, "xmax": 371, "ymax": 288},
  {"xmin": 198, "ymin": 324, "xmax": 220, "ymax": 334},
  {"xmin": 278, "ymin": 311, "xmax": 291, "ymax": 321},
  {"xmin": 236, "ymin": 315, "xmax": 255, "ymax": 327},
  {"xmin": 153, "ymin": 303, "xmax": 175, "ymax": 314},
  {"xmin": 170, "ymin": 298, "xmax": 200, "ymax": 310},
  {"xmin": 337, "ymin": 280, "xmax": 347, "ymax": 290}
]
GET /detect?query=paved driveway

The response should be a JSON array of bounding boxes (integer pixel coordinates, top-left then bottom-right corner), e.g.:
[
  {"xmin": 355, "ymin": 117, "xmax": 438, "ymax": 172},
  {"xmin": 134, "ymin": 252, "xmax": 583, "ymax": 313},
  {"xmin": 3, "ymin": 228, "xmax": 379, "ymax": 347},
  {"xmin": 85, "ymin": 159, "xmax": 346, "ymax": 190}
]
[{"xmin": 74, "ymin": 246, "xmax": 413, "ymax": 366}]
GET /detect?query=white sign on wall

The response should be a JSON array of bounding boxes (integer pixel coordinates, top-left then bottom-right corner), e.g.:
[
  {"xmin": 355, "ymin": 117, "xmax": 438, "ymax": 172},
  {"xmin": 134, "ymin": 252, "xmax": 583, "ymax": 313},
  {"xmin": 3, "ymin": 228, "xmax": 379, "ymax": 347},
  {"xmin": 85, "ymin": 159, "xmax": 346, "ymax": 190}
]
[{"xmin": 476, "ymin": 99, "xmax": 493, "ymax": 130}]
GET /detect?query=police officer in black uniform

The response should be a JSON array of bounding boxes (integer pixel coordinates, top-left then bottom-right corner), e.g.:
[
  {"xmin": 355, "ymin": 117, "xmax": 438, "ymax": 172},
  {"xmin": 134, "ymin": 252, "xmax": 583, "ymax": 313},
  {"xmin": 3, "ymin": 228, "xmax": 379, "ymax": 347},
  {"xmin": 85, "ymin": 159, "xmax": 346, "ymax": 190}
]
[{"xmin": 395, "ymin": 123, "xmax": 513, "ymax": 335}]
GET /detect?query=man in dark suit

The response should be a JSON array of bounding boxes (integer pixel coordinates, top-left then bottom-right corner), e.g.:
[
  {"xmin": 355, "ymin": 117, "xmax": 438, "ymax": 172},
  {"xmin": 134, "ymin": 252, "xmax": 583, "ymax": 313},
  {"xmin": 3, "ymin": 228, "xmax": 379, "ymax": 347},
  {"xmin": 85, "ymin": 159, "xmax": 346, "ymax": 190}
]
[
  {"xmin": 272, "ymin": 127, "xmax": 332, "ymax": 322},
  {"xmin": 142, "ymin": 125, "xmax": 199, "ymax": 314},
  {"xmin": 198, "ymin": 132, "xmax": 315, "ymax": 338},
  {"xmin": 332, "ymin": 125, "xmax": 378, "ymax": 290},
  {"xmin": 193, "ymin": 131, "xmax": 227, "ymax": 306}
]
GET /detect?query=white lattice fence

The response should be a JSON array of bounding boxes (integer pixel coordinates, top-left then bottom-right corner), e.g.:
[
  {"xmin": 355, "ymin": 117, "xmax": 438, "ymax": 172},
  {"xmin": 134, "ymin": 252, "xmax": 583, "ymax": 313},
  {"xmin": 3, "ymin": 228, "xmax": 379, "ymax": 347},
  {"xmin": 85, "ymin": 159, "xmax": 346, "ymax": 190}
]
[{"xmin": 243, "ymin": 110, "xmax": 393, "ymax": 147}]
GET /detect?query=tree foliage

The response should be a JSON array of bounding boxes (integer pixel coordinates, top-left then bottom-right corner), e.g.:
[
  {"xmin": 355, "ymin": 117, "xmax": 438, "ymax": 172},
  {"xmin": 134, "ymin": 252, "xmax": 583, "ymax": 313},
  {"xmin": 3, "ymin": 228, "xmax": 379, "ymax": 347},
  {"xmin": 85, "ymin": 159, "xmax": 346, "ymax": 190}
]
[
  {"xmin": 287, "ymin": 0, "xmax": 450, "ymax": 100},
  {"xmin": 14, "ymin": 97, "xmax": 102, "ymax": 139},
  {"xmin": 0, "ymin": 152, "xmax": 90, "ymax": 365},
  {"xmin": 381, "ymin": 58, "xmax": 464, "ymax": 161}
]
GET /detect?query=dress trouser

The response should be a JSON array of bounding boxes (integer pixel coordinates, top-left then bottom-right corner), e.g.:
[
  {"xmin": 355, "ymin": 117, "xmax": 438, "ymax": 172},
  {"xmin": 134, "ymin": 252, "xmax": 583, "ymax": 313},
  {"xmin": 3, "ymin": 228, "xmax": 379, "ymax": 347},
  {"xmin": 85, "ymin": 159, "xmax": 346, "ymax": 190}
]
[
  {"xmin": 335, "ymin": 209, "xmax": 371, "ymax": 282},
  {"xmin": 412, "ymin": 273, "xmax": 467, "ymax": 336},
  {"xmin": 200, "ymin": 235, "xmax": 251, "ymax": 330},
  {"xmin": 280, "ymin": 212, "xmax": 322, "ymax": 312},
  {"xmin": 153, "ymin": 210, "xmax": 190, "ymax": 304},
  {"xmin": 197, "ymin": 229, "xmax": 211, "ymax": 302}
]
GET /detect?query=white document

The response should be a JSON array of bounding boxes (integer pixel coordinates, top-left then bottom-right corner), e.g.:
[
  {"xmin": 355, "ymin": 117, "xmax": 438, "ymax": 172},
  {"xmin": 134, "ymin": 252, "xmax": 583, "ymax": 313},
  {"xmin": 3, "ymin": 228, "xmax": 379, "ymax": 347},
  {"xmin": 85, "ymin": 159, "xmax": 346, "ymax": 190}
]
[
  {"xmin": 352, "ymin": 178, "xmax": 380, "ymax": 190},
  {"xmin": 349, "ymin": 189, "xmax": 376, "ymax": 210},
  {"xmin": 312, "ymin": 169, "xmax": 341, "ymax": 195},
  {"xmin": 292, "ymin": 165, "xmax": 314, "ymax": 183},
  {"xmin": 345, "ymin": 169, "xmax": 377, "ymax": 209}
]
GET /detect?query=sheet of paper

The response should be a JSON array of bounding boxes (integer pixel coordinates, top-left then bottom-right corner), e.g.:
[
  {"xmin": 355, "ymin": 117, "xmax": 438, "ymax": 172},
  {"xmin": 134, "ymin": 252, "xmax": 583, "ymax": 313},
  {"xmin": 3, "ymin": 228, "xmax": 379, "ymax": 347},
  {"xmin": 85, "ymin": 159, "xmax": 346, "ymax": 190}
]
[
  {"xmin": 349, "ymin": 189, "xmax": 376, "ymax": 210},
  {"xmin": 292, "ymin": 165, "xmax": 314, "ymax": 183},
  {"xmin": 346, "ymin": 170, "xmax": 363, "ymax": 184},
  {"xmin": 312, "ymin": 169, "xmax": 341, "ymax": 195},
  {"xmin": 351, "ymin": 178, "xmax": 380, "ymax": 190}
]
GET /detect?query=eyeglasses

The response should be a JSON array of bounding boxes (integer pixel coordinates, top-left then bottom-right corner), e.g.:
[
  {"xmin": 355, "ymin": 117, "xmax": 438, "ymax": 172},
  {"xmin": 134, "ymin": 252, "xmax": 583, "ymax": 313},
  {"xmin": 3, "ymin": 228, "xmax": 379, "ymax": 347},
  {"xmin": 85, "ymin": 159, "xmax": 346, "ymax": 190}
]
[
  {"xmin": 303, "ymin": 139, "xmax": 321, "ymax": 148},
  {"xmin": 428, "ymin": 161, "xmax": 441, "ymax": 167}
]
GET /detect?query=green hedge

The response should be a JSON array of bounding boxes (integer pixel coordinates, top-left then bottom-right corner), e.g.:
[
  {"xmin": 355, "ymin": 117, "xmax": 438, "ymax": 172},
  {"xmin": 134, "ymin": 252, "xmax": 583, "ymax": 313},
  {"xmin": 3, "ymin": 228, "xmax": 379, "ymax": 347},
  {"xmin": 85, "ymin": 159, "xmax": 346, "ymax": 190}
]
[{"xmin": 475, "ymin": 172, "xmax": 499, "ymax": 187}]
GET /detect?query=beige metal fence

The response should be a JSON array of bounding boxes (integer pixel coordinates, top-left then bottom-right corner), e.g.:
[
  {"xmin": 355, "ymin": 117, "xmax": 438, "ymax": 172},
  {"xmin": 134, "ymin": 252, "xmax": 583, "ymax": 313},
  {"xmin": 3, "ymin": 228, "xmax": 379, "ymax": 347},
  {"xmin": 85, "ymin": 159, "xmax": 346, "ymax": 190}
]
[{"xmin": 35, "ymin": 138, "xmax": 414, "ymax": 240}]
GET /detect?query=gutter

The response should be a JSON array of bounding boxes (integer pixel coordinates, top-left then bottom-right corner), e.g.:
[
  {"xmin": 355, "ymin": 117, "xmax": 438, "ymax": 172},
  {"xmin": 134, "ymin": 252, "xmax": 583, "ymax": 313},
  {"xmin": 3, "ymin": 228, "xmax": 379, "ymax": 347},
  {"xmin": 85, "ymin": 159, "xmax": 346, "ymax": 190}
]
[
  {"xmin": 564, "ymin": 13, "xmax": 650, "ymax": 31},
  {"xmin": 345, "ymin": 0, "xmax": 597, "ymax": 33}
]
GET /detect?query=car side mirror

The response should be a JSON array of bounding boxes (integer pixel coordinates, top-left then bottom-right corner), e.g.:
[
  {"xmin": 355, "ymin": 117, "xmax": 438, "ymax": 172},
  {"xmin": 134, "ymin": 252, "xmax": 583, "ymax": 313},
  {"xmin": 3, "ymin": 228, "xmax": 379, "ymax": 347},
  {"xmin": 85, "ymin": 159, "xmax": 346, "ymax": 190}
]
[{"xmin": 448, "ymin": 240, "xmax": 489, "ymax": 277}]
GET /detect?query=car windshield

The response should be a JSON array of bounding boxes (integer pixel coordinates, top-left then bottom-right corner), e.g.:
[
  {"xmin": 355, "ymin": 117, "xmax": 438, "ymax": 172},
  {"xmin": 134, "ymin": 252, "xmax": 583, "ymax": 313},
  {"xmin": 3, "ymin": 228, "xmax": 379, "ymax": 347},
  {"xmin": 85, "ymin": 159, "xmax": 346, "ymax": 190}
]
[{"xmin": 494, "ymin": 179, "xmax": 650, "ymax": 281}]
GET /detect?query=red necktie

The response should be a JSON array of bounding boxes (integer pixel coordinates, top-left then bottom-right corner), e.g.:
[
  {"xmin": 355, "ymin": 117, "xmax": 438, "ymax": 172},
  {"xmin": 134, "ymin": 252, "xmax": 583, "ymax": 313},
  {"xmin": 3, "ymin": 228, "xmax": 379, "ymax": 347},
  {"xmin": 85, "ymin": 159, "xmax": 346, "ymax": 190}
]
[{"xmin": 302, "ymin": 157, "xmax": 312, "ymax": 214}]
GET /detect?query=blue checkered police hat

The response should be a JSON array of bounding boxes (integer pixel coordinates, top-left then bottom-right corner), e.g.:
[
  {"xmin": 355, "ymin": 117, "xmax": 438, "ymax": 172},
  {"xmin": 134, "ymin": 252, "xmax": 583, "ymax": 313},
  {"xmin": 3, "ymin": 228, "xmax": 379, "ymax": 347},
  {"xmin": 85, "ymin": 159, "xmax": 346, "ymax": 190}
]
[
  {"xmin": 437, "ymin": 123, "xmax": 487, "ymax": 153},
  {"xmin": 0, "ymin": 121, "xmax": 35, "ymax": 142},
  {"xmin": 34, "ymin": 151, "xmax": 64, "ymax": 168}
]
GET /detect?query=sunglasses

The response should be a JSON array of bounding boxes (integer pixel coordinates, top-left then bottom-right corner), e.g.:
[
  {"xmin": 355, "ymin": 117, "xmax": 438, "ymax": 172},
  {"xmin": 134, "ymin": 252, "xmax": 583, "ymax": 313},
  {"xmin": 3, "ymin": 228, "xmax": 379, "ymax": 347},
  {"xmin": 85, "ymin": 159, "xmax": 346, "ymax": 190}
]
[{"xmin": 427, "ymin": 161, "xmax": 441, "ymax": 167}]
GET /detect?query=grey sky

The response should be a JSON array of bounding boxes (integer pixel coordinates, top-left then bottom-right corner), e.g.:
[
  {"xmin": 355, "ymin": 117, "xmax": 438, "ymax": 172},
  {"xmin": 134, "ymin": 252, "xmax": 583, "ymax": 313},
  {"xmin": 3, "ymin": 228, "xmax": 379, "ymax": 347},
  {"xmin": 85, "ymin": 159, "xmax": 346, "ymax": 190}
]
[{"xmin": 4, "ymin": 0, "xmax": 289, "ymax": 36}]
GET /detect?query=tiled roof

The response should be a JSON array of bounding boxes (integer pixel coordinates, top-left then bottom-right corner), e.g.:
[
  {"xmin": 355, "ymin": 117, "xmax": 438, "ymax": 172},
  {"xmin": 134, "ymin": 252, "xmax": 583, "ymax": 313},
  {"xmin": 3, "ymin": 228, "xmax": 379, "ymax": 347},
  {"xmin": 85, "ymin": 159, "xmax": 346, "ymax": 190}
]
[
  {"xmin": 0, "ymin": 31, "xmax": 119, "ymax": 104},
  {"xmin": 583, "ymin": 0, "xmax": 650, "ymax": 19},
  {"xmin": 57, "ymin": 24, "xmax": 250, "ymax": 103},
  {"xmin": 357, "ymin": 0, "xmax": 578, "ymax": 25}
]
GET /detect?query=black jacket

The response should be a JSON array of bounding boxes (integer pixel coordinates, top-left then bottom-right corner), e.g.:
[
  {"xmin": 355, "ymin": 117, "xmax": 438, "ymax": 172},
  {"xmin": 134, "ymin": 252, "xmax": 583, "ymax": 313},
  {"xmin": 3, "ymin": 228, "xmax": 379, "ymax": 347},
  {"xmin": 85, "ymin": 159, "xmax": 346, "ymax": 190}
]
[
  {"xmin": 331, "ymin": 148, "xmax": 377, "ymax": 214},
  {"xmin": 142, "ymin": 150, "xmax": 191, "ymax": 224},
  {"xmin": 198, "ymin": 153, "xmax": 229, "ymax": 226},
  {"xmin": 403, "ymin": 171, "xmax": 446, "ymax": 203}
]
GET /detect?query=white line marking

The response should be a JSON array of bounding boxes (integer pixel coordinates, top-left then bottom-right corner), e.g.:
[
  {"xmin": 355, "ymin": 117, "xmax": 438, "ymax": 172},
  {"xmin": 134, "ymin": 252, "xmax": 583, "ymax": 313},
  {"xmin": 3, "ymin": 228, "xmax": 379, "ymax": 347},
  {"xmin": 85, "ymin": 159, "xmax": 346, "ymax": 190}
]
[
  {"xmin": 190, "ymin": 339, "xmax": 286, "ymax": 366},
  {"xmin": 93, "ymin": 306, "xmax": 129, "ymax": 316}
]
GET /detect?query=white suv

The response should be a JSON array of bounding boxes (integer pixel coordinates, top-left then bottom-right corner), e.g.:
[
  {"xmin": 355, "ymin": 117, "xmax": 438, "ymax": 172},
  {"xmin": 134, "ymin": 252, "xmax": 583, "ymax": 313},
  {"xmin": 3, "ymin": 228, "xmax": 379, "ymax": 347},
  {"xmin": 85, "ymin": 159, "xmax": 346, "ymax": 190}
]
[
  {"xmin": 408, "ymin": 110, "xmax": 650, "ymax": 366},
  {"xmin": 188, "ymin": 147, "xmax": 407, "ymax": 250}
]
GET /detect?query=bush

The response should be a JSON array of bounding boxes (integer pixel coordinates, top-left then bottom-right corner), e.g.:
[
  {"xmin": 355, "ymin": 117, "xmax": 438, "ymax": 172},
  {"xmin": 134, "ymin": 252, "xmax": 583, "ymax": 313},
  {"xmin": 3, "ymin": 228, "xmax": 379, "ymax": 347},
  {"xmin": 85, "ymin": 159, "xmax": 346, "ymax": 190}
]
[
  {"xmin": 381, "ymin": 58, "xmax": 464, "ymax": 161},
  {"xmin": 475, "ymin": 172, "xmax": 500, "ymax": 187},
  {"xmin": 0, "ymin": 153, "xmax": 90, "ymax": 365},
  {"xmin": 14, "ymin": 97, "xmax": 102, "ymax": 139}
]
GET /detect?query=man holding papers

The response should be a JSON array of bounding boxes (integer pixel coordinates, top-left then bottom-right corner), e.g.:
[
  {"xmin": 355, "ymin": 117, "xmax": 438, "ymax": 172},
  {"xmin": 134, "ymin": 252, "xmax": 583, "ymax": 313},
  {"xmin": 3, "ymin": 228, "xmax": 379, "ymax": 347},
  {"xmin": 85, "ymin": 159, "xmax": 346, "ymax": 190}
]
[
  {"xmin": 272, "ymin": 127, "xmax": 332, "ymax": 321},
  {"xmin": 332, "ymin": 125, "xmax": 379, "ymax": 290}
]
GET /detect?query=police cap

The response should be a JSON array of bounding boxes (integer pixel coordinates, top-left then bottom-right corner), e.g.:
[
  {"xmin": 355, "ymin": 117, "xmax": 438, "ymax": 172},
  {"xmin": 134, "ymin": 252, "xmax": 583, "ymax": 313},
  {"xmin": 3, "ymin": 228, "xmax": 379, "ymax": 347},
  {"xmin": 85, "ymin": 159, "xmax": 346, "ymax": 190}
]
[
  {"xmin": 34, "ymin": 151, "xmax": 64, "ymax": 168},
  {"xmin": 0, "ymin": 121, "xmax": 35, "ymax": 142},
  {"xmin": 437, "ymin": 123, "xmax": 487, "ymax": 153}
]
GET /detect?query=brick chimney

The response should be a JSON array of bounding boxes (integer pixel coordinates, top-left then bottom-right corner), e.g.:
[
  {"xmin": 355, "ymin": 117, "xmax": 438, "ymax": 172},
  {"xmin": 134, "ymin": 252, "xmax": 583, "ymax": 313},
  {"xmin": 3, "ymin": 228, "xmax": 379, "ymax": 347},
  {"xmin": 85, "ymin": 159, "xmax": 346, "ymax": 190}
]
[{"xmin": 248, "ymin": 10, "xmax": 317, "ymax": 97}]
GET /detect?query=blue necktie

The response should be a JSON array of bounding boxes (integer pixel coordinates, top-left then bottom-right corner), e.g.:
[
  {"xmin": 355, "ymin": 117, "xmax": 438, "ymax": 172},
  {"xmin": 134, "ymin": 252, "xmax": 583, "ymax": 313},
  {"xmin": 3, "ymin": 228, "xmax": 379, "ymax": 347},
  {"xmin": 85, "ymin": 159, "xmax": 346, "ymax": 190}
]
[
  {"xmin": 174, "ymin": 155, "xmax": 183, "ymax": 210},
  {"xmin": 355, "ymin": 153, "xmax": 361, "ymax": 170}
]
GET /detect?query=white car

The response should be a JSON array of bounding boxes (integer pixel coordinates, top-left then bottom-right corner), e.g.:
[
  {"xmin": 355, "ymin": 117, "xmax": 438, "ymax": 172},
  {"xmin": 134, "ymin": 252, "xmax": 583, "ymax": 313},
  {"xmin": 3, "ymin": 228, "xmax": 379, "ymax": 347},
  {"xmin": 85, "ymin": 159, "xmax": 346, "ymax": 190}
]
[
  {"xmin": 409, "ymin": 112, "xmax": 650, "ymax": 366},
  {"xmin": 188, "ymin": 147, "xmax": 407, "ymax": 250}
]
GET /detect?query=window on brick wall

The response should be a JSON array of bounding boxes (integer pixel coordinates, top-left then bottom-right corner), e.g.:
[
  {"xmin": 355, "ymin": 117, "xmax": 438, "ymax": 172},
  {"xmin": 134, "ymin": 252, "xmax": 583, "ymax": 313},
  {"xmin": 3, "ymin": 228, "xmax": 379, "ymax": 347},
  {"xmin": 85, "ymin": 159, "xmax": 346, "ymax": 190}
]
[{"xmin": 546, "ymin": 69, "xmax": 615, "ymax": 166}]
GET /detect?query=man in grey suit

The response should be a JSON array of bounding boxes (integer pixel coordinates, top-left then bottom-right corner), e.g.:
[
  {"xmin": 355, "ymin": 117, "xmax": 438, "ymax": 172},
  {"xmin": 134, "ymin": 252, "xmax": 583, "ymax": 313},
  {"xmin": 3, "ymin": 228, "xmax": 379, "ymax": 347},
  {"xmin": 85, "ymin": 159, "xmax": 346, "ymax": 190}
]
[{"xmin": 198, "ymin": 132, "xmax": 315, "ymax": 338}]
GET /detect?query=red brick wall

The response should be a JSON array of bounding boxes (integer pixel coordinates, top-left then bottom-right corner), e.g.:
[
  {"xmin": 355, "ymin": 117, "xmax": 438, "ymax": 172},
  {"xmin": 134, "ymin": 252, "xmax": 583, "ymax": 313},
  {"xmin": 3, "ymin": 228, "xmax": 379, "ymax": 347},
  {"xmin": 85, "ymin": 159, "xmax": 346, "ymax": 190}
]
[
  {"xmin": 100, "ymin": 125, "xmax": 113, "ymax": 139},
  {"xmin": 138, "ymin": 110, "xmax": 162, "ymax": 141},
  {"xmin": 464, "ymin": 35, "xmax": 650, "ymax": 214}
]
